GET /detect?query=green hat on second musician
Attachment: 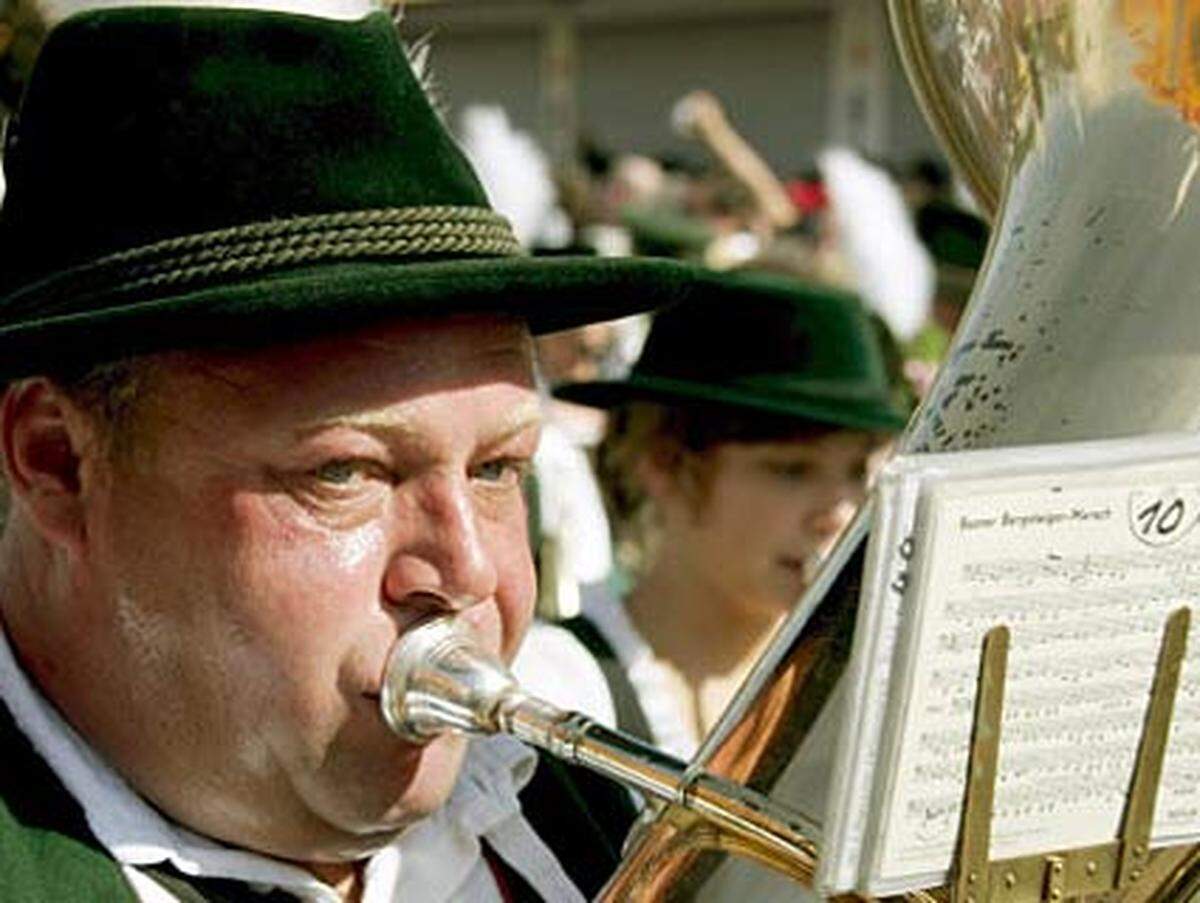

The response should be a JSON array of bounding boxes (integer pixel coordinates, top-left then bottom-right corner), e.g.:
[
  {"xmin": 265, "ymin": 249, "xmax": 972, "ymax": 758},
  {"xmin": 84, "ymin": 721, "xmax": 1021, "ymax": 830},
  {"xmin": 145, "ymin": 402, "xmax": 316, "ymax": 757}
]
[{"xmin": 556, "ymin": 270, "xmax": 910, "ymax": 434}]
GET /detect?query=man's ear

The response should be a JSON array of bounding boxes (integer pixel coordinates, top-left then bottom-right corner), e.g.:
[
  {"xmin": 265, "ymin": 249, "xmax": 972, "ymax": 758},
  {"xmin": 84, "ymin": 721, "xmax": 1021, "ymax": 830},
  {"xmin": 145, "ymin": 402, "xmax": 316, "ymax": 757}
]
[{"xmin": 1, "ymin": 379, "xmax": 96, "ymax": 552}]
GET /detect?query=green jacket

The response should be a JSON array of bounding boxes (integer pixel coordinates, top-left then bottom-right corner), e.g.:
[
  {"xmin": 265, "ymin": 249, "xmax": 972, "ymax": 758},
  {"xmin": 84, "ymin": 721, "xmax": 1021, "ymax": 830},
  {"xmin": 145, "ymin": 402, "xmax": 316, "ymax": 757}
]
[
  {"xmin": 0, "ymin": 698, "xmax": 635, "ymax": 901},
  {"xmin": 0, "ymin": 698, "xmax": 140, "ymax": 901}
]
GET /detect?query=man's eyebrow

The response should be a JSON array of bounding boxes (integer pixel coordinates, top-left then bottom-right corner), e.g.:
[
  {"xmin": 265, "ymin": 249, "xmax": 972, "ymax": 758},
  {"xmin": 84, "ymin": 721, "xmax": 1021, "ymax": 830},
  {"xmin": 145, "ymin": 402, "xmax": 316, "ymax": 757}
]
[
  {"xmin": 293, "ymin": 410, "xmax": 424, "ymax": 441},
  {"xmin": 479, "ymin": 406, "xmax": 544, "ymax": 449},
  {"xmin": 293, "ymin": 404, "xmax": 543, "ymax": 444}
]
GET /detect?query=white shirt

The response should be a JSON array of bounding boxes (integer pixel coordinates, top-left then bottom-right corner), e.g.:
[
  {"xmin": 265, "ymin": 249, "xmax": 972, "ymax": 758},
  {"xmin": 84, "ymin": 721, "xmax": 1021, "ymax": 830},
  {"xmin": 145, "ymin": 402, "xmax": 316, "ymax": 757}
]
[
  {"xmin": 580, "ymin": 587, "xmax": 701, "ymax": 761},
  {"xmin": 511, "ymin": 620, "xmax": 616, "ymax": 729},
  {"xmin": 533, "ymin": 419, "xmax": 614, "ymax": 594},
  {"xmin": 0, "ymin": 626, "xmax": 585, "ymax": 903}
]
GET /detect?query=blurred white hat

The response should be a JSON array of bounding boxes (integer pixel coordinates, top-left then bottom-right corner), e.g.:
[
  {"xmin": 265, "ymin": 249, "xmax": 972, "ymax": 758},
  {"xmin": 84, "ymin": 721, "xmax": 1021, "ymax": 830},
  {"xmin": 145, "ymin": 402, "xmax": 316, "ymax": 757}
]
[
  {"xmin": 458, "ymin": 103, "xmax": 568, "ymax": 249},
  {"xmin": 819, "ymin": 146, "xmax": 934, "ymax": 342}
]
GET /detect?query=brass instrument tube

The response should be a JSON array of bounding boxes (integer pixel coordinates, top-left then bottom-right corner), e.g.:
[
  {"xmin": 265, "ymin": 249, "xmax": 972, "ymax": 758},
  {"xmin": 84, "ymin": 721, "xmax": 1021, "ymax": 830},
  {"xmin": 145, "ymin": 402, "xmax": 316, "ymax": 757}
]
[
  {"xmin": 380, "ymin": 616, "xmax": 816, "ymax": 878},
  {"xmin": 498, "ymin": 697, "xmax": 816, "ymax": 866}
]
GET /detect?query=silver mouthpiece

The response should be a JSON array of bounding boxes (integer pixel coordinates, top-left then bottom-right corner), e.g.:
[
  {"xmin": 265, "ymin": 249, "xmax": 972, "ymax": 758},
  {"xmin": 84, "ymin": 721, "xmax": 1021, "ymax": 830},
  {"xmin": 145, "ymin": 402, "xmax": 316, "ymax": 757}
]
[{"xmin": 380, "ymin": 616, "xmax": 521, "ymax": 742}]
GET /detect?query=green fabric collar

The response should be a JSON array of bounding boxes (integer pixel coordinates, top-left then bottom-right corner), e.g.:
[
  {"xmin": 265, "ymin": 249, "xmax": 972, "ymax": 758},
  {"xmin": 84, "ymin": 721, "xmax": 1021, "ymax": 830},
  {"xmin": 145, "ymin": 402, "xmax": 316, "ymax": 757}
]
[
  {"xmin": 0, "ymin": 695, "xmax": 300, "ymax": 901},
  {"xmin": 0, "ymin": 697, "xmax": 140, "ymax": 901}
]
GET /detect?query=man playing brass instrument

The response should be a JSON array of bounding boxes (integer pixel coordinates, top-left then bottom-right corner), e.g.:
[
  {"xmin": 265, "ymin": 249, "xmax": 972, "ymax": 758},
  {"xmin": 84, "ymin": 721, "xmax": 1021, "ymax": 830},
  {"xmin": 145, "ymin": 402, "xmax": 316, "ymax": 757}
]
[{"xmin": 0, "ymin": 3, "xmax": 713, "ymax": 899}]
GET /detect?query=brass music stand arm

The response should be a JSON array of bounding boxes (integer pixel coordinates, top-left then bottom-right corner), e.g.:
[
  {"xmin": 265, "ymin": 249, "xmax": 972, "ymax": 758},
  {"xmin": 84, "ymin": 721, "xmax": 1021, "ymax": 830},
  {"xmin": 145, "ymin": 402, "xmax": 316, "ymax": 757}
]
[
  {"xmin": 953, "ymin": 625, "xmax": 1011, "ymax": 903},
  {"xmin": 1115, "ymin": 608, "xmax": 1191, "ymax": 889},
  {"xmin": 947, "ymin": 608, "xmax": 1192, "ymax": 903}
]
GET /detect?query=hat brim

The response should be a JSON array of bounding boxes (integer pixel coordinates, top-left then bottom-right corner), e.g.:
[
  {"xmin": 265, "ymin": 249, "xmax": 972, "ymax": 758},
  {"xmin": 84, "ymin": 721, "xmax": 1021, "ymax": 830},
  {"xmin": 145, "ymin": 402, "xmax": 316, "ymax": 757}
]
[
  {"xmin": 555, "ymin": 373, "xmax": 910, "ymax": 434},
  {"xmin": 0, "ymin": 255, "xmax": 695, "ymax": 380}
]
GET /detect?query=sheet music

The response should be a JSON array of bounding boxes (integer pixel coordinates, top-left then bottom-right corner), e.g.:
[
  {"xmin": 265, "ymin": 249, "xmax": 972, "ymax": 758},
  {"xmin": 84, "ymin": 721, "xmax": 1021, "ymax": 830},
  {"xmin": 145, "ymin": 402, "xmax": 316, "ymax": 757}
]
[
  {"xmin": 820, "ymin": 468, "xmax": 924, "ymax": 891},
  {"xmin": 869, "ymin": 461, "xmax": 1200, "ymax": 891}
]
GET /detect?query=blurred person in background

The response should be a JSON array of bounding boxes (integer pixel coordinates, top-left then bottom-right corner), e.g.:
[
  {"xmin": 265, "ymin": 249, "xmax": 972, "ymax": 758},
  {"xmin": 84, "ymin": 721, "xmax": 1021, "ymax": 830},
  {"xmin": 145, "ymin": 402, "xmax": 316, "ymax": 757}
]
[
  {"xmin": 526, "ymin": 317, "xmax": 623, "ymax": 626},
  {"xmin": 899, "ymin": 155, "xmax": 953, "ymax": 211},
  {"xmin": 903, "ymin": 199, "xmax": 991, "ymax": 397},
  {"xmin": 816, "ymin": 147, "xmax": 935, "ymax": 347},
  {"xmin": 552, "ymin": 271, "xmax": 909, "ymax": 759},
  {"xmin": 916, "ymin": 199, "xmax": 989, "ymax": 336},
  {"xmin": 586, "ymin": 90, "xmax": 802, "ymax": 271}
]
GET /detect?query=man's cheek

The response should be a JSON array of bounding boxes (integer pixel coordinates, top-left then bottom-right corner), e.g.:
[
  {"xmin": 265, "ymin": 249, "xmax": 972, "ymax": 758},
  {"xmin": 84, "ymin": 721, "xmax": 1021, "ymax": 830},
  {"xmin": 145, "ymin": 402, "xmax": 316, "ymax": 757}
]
[{"xmin": 495, "ymin": 540, "xmax": 537, "ymax": 661}]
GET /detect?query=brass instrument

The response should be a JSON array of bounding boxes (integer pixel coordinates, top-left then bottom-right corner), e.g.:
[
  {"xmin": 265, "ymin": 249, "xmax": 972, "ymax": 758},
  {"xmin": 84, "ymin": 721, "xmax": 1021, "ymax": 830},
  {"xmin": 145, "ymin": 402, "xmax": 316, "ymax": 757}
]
[
  {"xmin": 379, "ymin": 615, "xmax": 822, "ymax": 886},
  {"xmin": 602, "ymin": 1, "xmax": 1200, "ymax": 899}
]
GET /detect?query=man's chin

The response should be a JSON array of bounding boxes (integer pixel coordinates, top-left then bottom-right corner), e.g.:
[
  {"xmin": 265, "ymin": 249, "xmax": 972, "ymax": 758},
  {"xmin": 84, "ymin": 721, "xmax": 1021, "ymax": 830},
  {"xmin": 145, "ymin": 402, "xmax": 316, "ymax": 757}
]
[
  {"xmin": 345, "ymin": 731, "xmax": 469, "ymax": 831},
  {"xmin": 383, "ymin": 732, "xmax": 469, "ymax": 823},
  {"xmin": 283, "ymin": 731, "xmax": 470, "ymax": 862}
]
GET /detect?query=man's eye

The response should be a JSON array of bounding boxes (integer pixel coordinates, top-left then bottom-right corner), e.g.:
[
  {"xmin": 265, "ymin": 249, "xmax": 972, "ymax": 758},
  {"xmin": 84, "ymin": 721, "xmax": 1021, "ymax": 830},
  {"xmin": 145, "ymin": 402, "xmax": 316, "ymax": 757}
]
[
  {"xmin": 471, "ymin": 458, "xmax": 529, "ymax": 486},
  {"xmin": 312, "ymin": 460, "xmax": 372, "ymax": 485}
]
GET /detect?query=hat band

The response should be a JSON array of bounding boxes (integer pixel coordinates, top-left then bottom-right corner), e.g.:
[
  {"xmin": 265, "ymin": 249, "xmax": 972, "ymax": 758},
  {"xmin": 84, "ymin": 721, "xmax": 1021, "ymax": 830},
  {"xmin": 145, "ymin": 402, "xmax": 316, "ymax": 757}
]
[{"xmin": 4, "ymin": 206, "xmax": 524, "ymax": 318}]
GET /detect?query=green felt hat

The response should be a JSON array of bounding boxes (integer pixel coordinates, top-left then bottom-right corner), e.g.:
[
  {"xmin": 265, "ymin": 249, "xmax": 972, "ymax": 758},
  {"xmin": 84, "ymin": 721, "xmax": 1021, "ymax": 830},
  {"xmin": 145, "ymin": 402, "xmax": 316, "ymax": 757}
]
[
  {"xmin": 0, "ymin": 7, "xmax": 704, "ymax": 380},
  {"xmin": 621, "ymin": 205, "xmax": 716, "ymax": 259},
  {"xmin": 555, "ymin": 270, "xmax": 910, "ymax": 434},
  {"xmin": 915, "ymin": 200, "xmax": 990, "ymax": 305}
]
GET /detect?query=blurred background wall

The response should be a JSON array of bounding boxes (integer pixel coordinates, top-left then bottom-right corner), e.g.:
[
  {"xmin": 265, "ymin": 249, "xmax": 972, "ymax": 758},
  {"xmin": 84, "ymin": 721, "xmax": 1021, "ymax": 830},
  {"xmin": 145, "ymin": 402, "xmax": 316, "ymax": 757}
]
[{"xmin": 405, "ymin": 0, "xmax": 944, "ymax": 179}]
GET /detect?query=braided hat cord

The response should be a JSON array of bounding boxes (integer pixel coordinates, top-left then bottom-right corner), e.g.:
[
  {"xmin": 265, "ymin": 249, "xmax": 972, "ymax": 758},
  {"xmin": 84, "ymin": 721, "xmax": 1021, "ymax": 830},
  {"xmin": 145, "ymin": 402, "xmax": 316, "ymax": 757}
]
[{"xmin": 5, "ymin": 206, "xmax": 525, "ymax": 317}]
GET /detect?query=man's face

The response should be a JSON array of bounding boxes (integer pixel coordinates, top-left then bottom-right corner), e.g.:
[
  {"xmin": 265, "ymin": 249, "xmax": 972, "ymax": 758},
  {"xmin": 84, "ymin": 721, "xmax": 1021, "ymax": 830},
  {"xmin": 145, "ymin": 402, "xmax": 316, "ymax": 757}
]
[{"xmin": 67, "ymin": 316, "xmax": 540, "ymax": 861}]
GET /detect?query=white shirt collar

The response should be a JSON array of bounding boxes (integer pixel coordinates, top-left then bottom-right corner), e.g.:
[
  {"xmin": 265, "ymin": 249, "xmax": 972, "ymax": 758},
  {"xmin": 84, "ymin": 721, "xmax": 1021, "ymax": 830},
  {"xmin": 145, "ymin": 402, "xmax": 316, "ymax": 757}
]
[{"xmin": 0, "ymin": 624, "xmax": 582, "ymax": 902}]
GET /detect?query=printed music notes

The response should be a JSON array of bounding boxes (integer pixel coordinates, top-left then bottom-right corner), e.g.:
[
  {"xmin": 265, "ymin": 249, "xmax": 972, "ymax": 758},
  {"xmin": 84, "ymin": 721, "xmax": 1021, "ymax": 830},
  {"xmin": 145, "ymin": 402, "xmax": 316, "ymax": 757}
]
[{"xmin": 819, "ymin": 431, "xmax": 1200, "ymax": 896}]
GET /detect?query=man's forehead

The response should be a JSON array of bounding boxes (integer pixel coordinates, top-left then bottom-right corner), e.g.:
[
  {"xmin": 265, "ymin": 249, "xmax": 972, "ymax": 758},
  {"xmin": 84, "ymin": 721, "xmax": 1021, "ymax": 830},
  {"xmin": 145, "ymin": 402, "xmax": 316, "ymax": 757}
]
[
  {"xmin": 355, "ymin": 318, "xmax": 535, "ymax": 362},
  {"xmin": 303, "ymin": 396, "xmax": 543, "ymax": 443},
  {"xmin": 184, "ymin": 315, "xmax": 534, "ymax": 384},
  {"xmin": 138, "ymin": 315, "xmax": 538, "ymax": 435}
]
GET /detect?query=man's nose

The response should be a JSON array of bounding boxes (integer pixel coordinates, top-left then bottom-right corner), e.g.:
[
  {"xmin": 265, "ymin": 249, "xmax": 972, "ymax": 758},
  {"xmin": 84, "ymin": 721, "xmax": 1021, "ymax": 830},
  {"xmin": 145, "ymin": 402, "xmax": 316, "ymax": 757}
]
[{"xmin": 383, "ymin": 472, "xmax": 499, "ymax": 609}]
